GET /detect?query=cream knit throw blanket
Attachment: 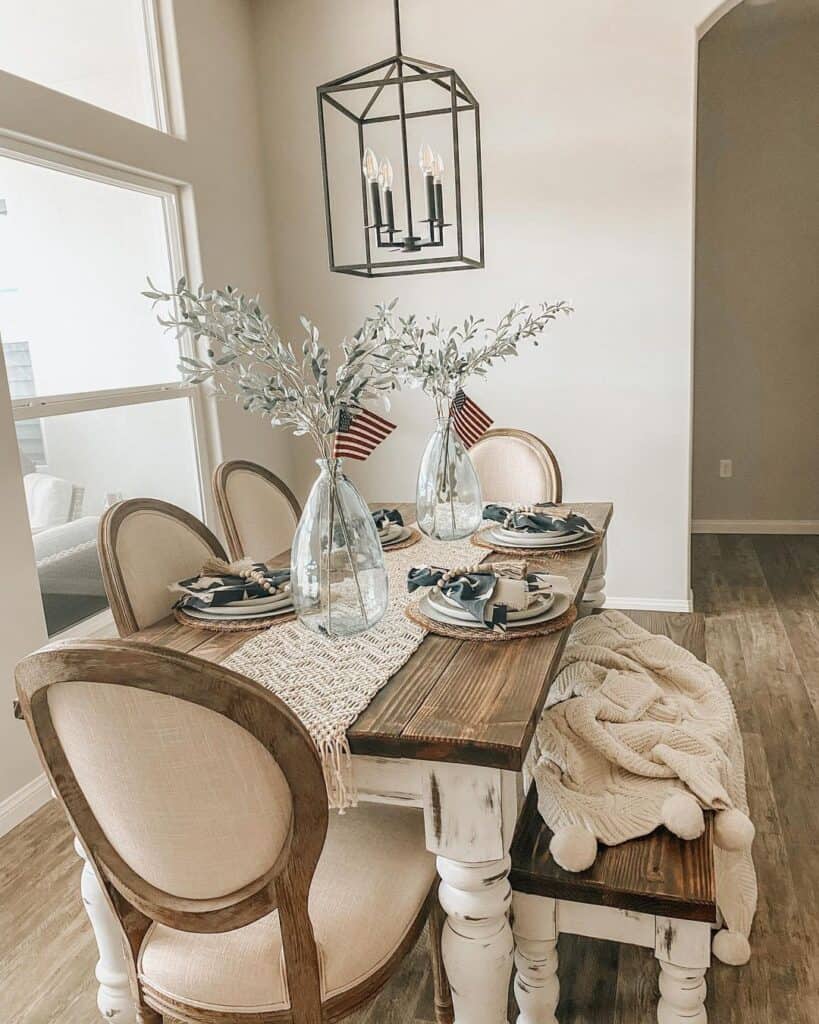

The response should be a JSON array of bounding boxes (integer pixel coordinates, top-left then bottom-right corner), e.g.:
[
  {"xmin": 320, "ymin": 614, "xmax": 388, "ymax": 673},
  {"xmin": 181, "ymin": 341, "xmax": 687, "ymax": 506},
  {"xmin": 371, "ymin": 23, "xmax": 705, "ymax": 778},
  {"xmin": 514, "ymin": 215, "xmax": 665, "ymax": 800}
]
[{"xmin": 531, "ymin": 611, "xmax": 757, "ymax": 965}]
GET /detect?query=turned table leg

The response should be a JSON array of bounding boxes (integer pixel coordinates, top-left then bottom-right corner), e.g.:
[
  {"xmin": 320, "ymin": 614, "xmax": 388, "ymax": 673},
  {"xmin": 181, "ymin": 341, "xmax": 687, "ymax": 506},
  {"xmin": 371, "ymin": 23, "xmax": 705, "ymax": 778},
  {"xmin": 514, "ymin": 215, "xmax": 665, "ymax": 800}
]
[
  {"xmin": 437, "ymin": 856, "xmax": 514, "ymax": 1024},
  {"xmin": 654, "ymin": 917, "xmax": 711, "ymax": 1024},
  {"xmin": 423, "ymin": 763, "xmax": 519, "ymax": 1024},
  {"xmin": 75, "ymin": 837, "xmax": 138, "ymax": 1024},
  {"xmin": 511, "ymin": 892, "xmax": 559, "ymax": 1024},
  {"xmin": 581, "ymin": 536, "xmax": 607, "ymax": 614}
]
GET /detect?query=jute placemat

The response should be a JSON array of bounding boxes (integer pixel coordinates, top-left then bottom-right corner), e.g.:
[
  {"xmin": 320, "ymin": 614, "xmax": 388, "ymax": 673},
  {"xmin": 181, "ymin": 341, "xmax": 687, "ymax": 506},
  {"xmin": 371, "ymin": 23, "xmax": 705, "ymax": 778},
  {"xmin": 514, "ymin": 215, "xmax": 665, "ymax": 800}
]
[
  {"xmin": 381, "ymin": 526, "xmax": 422, "ymax": 553},
  {"xmin": 405, "ymin": 599, "xmax": 577, "ymax": 642},
  {"xmin": 173, "ymin": 606, "xmax": 296, "ymax": 633},
  {"xmin": 471, "ymin": 527, "xmax": 602, "ymax": 560}
]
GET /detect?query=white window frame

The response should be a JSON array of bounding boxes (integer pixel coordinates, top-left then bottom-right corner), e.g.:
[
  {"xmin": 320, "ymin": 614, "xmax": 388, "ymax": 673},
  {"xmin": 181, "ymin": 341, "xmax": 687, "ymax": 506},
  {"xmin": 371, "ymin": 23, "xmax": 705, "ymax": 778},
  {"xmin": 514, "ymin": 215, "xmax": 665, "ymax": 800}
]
[{"xmin": 1, "ymin": 140, "xmax": 210, "ymax": 638}]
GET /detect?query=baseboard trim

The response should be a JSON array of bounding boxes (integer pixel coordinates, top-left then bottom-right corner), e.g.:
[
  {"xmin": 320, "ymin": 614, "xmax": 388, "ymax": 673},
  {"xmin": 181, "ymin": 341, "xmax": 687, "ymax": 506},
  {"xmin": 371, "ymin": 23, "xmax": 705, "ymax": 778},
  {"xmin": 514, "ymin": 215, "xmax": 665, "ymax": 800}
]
[
  {"xmin": 692, "ymin": 519, "xmax": 819, "ymax": 535},
  {"xmin": 0, "ymin": 774, "xmax": 51, "ymax": 838},
  {"xmin": 605, "ymin": 595, "xmax": 693, "ymax": 613}
]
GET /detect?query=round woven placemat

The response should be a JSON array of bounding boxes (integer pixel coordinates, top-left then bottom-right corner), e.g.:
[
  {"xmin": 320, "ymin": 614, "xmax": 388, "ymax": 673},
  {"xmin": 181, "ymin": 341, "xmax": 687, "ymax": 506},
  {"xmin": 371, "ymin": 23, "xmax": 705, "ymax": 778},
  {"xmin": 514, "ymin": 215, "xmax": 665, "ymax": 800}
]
[
  {"xmin": 405, "ymin": 599, "xmax": 577, "ymax": 642},
  {"xmin": 470, "ymin": 528, "xmax": 602, "ymax": 560},
  {"xmin": 173, "ymin": 606, "xmax": 296, "ymax": 633},
  {"xmin": 381, "ymin": 526, "xmax": 422, "ymax": 553}
]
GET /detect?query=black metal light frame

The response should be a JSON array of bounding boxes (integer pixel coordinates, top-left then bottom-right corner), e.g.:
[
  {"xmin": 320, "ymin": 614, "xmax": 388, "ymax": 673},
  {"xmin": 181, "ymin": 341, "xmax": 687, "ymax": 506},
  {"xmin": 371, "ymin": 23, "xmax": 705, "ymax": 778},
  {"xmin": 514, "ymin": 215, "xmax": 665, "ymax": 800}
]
[{"xmin": 317, "ymin": 0, "xmax": 484, "ymax": 278}]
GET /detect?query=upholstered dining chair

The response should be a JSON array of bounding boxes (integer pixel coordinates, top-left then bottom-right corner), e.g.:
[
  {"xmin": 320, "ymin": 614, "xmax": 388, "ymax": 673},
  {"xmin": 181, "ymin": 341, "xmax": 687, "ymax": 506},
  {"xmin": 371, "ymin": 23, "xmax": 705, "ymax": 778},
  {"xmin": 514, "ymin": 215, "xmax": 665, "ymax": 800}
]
[
  {"xmin": 213, "ymin": 460, "xmax": 302, "ymax": 562},
  {"xmin": 469, "ymin": 428, "xmax": 563, "ymax": 505},
  {"xmin": 99, "ymin": 498, "xmax": 228, "ymax": 637},
  {"xmin": 15, "ymin": 640, "xmax": 445, "ymax": 1024}
]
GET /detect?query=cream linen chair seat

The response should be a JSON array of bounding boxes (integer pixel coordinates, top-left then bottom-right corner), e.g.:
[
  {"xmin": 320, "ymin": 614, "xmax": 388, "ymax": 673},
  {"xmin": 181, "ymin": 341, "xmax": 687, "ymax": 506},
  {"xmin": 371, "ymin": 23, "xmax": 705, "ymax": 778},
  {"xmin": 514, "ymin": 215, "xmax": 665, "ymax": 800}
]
[
  {"xmin": 15, "ymin": 641, "xmax": 446, "ymax": 1024},
  {"xmin": 214, "ymin": 460, "xmax": 302, "ymax": 561},
  {"xmin": 99, "ymin": 497, "xmax": 228, "ymax": 637},
  {"xmin": 469, "ymin": 428, "xmax": 562, "ymax": 505},
  {"xmin": 139, "ymin": 801, "xmax": 435, "ymax": 1015}
]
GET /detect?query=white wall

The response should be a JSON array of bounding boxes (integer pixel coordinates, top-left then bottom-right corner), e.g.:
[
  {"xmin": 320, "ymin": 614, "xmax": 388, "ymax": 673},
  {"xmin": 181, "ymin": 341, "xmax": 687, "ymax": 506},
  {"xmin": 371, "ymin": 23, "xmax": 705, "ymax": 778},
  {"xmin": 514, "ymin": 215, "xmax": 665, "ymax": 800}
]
[
  {"xmin": 250, "ymin": 0, "xmax": 729, "ymax": 609},
  {"xmin": 0, "ymin": 0, "xmax": 295, "ymax": 817},
  {"xmin": 693, "ymin": 2, "xmax": 819, "ymax": 526}
]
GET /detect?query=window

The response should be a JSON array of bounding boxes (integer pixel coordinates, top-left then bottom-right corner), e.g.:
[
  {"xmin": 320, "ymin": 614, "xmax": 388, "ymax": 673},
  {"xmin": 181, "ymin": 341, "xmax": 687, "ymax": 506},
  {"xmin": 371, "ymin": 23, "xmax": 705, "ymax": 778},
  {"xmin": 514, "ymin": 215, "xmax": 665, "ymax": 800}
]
[
  {"xmin": 0, "ymin": 0, "xmax": 167, "ymax": 130},
  {"xmin": 0, "ymin": 151, "xmax": 204, "ymax": 637}
]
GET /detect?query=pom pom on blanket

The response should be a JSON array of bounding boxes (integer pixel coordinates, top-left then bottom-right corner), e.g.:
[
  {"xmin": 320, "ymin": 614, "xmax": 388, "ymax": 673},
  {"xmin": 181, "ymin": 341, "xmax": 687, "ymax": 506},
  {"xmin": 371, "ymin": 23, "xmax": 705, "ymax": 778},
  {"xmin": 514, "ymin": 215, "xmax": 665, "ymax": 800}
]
[
  {"xmin": 661, "ymin": 793, "xmax": 705, "ymax": 840},
  {"xmin": 713, "ymin": 929, "xmax": 751, "ymax": 966},
  {"xmin": 714, "ymin": 808, "xmax": 755, "ymax": 851},
  {"xmin": 549, "ymin": 824, "xmax": 598, "ymax": 872}
]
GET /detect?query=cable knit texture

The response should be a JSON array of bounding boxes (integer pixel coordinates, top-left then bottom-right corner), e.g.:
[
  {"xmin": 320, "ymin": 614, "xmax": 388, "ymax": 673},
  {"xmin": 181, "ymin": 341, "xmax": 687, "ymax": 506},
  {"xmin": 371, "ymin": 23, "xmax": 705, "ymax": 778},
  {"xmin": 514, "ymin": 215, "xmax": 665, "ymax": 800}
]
[{"xmin": 531, "ymin": 611, "xmax": 757, "ymax": 959}]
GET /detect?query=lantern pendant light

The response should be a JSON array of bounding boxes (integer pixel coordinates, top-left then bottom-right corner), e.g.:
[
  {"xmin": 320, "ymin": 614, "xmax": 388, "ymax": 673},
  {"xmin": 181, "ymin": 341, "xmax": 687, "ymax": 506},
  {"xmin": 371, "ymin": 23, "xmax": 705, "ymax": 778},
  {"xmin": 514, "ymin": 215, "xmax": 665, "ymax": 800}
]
[{"xmin": 317, "ymin": 0, "xmax": 484, "ymax": 278}]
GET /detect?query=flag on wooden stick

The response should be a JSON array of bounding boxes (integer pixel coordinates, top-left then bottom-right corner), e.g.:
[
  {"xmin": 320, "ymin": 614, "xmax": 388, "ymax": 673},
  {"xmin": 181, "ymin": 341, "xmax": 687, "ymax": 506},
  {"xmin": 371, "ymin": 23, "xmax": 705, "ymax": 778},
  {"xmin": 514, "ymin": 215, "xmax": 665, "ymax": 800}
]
[
  {"xmin": 451, "ymin": 388, "xmax": 493, "ymax": 447},
  {"xmin": 332, "ymin": 405, "xmax": 397, "ymax": 461}
]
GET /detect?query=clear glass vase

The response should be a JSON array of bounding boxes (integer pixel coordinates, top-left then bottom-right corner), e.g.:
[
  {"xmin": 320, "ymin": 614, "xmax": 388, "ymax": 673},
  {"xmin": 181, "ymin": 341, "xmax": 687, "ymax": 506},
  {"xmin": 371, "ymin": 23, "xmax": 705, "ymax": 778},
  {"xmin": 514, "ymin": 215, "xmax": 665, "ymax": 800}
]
[
  {"xmin": 290, "ymin": 459, "xmax": 388, "ymax": 637},
  {"xmin": 415, "ymin": 416, "xmax": 483, "ymax": 541}
]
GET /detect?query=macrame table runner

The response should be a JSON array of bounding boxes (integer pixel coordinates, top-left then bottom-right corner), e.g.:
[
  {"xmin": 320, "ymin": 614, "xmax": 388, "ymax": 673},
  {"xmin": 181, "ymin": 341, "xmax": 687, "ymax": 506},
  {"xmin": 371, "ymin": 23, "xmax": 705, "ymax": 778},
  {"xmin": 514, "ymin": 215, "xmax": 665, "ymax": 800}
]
[{"xmin": 225, "ymin": 533, "xmax": 478, "ymax": 809}]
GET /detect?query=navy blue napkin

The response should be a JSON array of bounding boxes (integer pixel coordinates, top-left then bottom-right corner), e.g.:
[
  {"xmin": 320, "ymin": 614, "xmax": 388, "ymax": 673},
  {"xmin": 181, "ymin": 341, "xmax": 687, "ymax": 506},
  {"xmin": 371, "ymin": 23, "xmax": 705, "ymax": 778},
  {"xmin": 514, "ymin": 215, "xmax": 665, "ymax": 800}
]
[
  {"xmin": 174, "ymin": 564, "xmax": 291, "ymax": 611},
  {"xmin": 483, "ymin": 503, "xmax": 595, "ymax": 536},
  {"xmin": 372, "ymin": 507, "xmax": 404, "ymax": 530}
]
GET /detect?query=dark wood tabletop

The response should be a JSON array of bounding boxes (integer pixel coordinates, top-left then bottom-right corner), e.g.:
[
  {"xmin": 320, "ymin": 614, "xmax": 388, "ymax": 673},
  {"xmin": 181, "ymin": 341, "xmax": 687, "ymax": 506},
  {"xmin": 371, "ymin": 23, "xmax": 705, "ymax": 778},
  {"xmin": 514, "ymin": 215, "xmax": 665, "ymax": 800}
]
[{"xmin": 131, "ymin": 501, "xmax": 613, "ymax": 772}]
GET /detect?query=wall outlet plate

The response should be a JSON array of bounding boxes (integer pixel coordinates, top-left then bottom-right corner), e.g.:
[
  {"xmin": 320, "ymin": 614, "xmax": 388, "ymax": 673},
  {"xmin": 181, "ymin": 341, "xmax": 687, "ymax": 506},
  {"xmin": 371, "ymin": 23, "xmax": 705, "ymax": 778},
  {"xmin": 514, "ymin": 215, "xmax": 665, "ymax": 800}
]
[{"xmin": 720, "ymin": 459, "xmax": 733, "ymax": 478}]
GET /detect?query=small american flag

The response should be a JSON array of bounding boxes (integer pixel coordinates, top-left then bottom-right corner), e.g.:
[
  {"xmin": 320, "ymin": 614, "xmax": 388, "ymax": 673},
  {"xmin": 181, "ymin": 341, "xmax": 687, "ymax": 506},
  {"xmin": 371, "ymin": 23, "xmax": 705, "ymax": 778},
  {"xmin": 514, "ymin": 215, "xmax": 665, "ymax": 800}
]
[
  {"xmin": 332, "ymin": 405, "xmax": 397, "ymax": 461},
  {"xmin": 451, "ymin": 389, "xmax": 493, "ymax": 447}
]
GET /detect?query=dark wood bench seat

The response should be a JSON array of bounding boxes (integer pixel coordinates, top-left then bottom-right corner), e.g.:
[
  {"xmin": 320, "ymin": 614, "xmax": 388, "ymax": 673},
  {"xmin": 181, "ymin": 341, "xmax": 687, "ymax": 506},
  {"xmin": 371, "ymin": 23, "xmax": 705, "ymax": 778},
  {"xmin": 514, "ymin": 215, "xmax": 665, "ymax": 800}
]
[{"xmin": 510, "ymin": 786, "xmax": 717, "ymax": 923}]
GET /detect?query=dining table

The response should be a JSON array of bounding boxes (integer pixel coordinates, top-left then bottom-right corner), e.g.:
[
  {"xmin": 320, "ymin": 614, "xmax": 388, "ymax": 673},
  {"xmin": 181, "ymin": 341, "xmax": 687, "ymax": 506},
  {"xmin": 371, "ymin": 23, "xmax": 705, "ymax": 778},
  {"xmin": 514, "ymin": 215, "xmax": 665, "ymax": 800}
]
[{"xmin": 74, "ymin": 500, "xmax": 612, "ymax": 1024}]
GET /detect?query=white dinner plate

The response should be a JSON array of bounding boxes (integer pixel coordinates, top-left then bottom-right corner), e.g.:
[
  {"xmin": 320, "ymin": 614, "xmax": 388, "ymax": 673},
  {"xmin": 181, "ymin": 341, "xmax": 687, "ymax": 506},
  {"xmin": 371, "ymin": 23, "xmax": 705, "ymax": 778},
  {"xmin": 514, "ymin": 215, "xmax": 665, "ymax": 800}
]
[
  {"xmin": 181, "ymin": 603, "xmax": 294, "ymax": 623},
  {"xmin": 419, "ymin": 590, "xmax": 572, "ymax": 630},
  {"xmin": 382, "ymin": 526, "xmax": 412, "ymax": 547},
  {"xmin": 431, "ymin": 589, "xmax": 555, "ymax": 623},
  {"xmin": 378, "ymin": 522, "xmax": 403, "ymax": 543},
  {"xmin": 488, "ymin": 528, "xmax": 590, "ymax": 549},
  {"xmin": 224, "ymin": 591, "xmax": 291, "ymax": 610},
  {"xmin": 496, "ymin": 523, "xmax": 571, "ymax": 541}
]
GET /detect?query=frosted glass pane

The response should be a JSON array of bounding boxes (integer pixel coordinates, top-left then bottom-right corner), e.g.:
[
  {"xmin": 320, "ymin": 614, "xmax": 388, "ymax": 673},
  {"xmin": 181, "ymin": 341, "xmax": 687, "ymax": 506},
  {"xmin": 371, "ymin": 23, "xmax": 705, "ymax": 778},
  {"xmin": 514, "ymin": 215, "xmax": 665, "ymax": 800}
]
[
  {"xmin": 0, "ymin": 0, "xmax": 159, "ymax": 127},
  {"xmin": 18, "ymin": 396, "xmax": 201, "ymax": 636},
  {"xmin": 0, "ymin": 155, "xmax": 181, "ymax": 395}
]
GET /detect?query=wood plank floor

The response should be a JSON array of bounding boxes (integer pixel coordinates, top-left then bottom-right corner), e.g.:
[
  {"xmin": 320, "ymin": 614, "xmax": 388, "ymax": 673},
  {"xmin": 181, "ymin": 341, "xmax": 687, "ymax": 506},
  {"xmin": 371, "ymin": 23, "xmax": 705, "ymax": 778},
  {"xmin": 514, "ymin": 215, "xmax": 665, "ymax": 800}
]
[{"xmin": 1, "ymin": 534, "xmax": 816, "ymax": 1023}]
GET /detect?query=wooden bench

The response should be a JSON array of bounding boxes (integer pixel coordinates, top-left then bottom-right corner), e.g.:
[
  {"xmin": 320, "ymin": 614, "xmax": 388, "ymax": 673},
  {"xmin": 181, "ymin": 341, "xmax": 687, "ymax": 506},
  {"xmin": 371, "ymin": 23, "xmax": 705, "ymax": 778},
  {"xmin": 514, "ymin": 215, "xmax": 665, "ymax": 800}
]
[{"xmin": 509, "ymin": 612, "xmax": 717, "ymax": 1024}]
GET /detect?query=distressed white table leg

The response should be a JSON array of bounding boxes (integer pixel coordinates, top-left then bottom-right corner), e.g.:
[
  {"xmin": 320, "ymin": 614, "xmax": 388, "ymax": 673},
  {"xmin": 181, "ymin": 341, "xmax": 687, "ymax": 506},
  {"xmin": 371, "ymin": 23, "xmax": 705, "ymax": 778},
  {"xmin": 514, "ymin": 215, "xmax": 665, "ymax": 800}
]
[
  {"xmin": 511, "ymin": 892, "xmax": 559, "ymax": 1024},
  {"xmin": 581, "ymin": 536, "xmax": 607, "ymax": 613},
  {"xmin": 75, "ymin": 837, "xmax": 137, "ymax": 1023},
  {"xmin": 423, "ymin": 764, "xmax": 519, "ymax": 1024},
  {"xmin": 654, "ymin": 917, "xmax": 711, "ymax": 1024}
]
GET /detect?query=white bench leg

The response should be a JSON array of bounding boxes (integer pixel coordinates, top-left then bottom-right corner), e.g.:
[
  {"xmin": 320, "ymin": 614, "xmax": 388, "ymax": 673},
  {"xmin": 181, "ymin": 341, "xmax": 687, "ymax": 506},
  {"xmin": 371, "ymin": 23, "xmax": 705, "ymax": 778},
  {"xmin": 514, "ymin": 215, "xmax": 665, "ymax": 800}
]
[
  {"xmin": 654, "ymin": 918, "xmax": 711, "ymax": 1023},
  {"xmin": 511, "ymin": 892, "xmax": 559, "ymax": 1024}
]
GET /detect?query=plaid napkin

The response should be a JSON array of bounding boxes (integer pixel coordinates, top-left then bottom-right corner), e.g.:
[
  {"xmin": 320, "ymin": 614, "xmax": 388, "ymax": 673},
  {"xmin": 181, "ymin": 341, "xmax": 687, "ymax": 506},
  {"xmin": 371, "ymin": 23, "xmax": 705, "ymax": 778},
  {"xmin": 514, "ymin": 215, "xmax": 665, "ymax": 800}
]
[
  {"xmin": 483, "ymin": 503, "xmax": 596, "ymax": 536},
  {"xmin": 408, "ymin": 561, "xmax": 553, "ymax": 631},
  {"xmin": 172, "ymin": 560, "xmax": 291, "ymax": 611},
  {"xmin": 372, "ymin": 507, "xmax": 404, "ymax": 531}
]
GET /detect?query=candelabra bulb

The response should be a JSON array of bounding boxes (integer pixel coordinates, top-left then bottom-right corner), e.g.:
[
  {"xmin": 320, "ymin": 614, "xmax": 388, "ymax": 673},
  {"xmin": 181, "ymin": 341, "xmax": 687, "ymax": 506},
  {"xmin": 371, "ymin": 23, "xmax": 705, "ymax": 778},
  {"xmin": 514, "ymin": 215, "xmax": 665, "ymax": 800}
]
[
  {"xmin": 362, "ymin": 146, "xmax": 379, "ymax": 182},
  {"xmin": 418, "ymin": 142, "xmax": 435, "ymax": 175}
]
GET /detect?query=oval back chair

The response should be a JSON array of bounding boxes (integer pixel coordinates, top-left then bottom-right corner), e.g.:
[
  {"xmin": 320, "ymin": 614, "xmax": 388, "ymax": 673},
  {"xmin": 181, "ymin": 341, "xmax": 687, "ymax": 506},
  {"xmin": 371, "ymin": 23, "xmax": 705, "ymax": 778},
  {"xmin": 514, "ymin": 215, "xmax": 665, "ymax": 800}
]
[
  {"xmin": 15, "ymin": 641, "xmax": 440, "ymax": 1024},
  {"xmin": 99, "ymin": 498, "xmax": 227, "ymax": 637},
  {"xmin": 470, "ymin": 428, "xmax": 563, "ymax": 505},
  {"xmin": 213, "ymin": 460, "xmax": 302, "ymax": 562}
]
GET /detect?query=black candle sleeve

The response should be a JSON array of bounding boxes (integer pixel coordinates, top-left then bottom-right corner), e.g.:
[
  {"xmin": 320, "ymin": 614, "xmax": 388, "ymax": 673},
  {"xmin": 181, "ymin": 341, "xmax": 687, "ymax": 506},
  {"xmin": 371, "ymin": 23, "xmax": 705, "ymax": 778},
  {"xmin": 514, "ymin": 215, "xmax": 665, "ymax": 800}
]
[
  {"xmin": 369, "ymin": 180, "xmax": 382, "ymax": 227},
  {"xmin": 424, "ymin": 173, "xmax": 436, "ymax": 223},
  {"xmin": 435, "ymin": 181, "xmax": 445, "ymax": 225},
  {"xmin": 385, "ymin": 189, "xmax": 395, "ymax": 230}
]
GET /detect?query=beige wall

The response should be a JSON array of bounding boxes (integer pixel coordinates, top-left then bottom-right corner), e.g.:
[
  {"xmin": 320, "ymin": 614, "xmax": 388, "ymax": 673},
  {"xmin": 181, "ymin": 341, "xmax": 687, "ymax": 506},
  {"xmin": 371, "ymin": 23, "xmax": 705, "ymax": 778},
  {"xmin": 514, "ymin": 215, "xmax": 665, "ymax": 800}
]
[
  {"xmin": 693, "ymin": 2, "xmax": 819, "ymax": 524},
  {"xmin": 0, "ymin": 0, "xmax": 294, "ymax": 812},
  {"xmin": 250, "ymin": 0, "xmax": 729, "ymax": 608}
]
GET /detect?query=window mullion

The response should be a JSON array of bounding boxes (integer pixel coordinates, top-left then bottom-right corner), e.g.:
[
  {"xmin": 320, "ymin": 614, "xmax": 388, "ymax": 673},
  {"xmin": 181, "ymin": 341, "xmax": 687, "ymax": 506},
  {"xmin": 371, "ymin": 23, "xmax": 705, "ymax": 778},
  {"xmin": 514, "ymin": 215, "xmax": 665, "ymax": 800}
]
[{"xmin": 12, "ymin": 381, "xmax": 196, "ymax": 421}]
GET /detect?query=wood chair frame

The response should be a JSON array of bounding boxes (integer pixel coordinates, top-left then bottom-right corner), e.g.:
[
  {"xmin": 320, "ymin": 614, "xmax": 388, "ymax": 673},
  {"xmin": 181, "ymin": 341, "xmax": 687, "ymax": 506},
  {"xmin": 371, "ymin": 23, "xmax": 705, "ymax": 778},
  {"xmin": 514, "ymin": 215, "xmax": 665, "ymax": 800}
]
[
  {"xmin": 15, "ymin": 640, "xmax": 440, "ymax": 1024},
  {"xmin": 213, "ymin": 461, "xmax": 302, "ymax": 561},
  {"xmin": 98, "ymin": 498, "xmax": 228, "ymax": 638},
  {"xmin": 470, "ymin": 428, "xmax": 563, "ymax": 504}
]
